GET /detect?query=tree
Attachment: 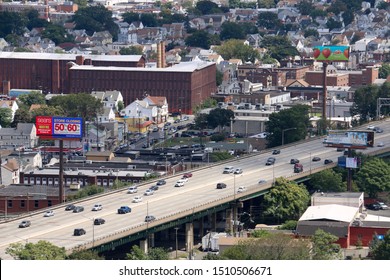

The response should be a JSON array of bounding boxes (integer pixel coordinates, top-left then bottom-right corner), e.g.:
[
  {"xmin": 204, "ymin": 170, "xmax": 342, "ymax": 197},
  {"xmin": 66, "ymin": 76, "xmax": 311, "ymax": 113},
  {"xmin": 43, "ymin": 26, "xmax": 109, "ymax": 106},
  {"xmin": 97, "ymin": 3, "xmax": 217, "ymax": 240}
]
[
  {"xmin": 297, "ymin": 0, "xmax": 314, "ymax": 16},
  {"xmin": 342, "ymin": 10, "xmax": 355, "ymax": 27},
  {"xmin": 215, "ymin": 39, "xmax": 260, "ymax": 63},
  {"xmin": 260, "ymin": 35, "xmax": 299, "ymax": 62},
  {"xmin": 122, "ymin": 12, "xmax": 140, "ymax": 24},
  {"xmin": 72, "ymin": 5, "xmax": 119, "ymax": 40},
  {"xmin": 257, "ymin": 12, "xmax": 281, "ymax": 30},
  {"xmin": 120, "ymin": 46, "xmax": 143, "ymax": 55},
  {"xmin": 220, "ymin": 22, "xmax": 245, "ymax": 40},
  {"xmin": 304, "ymin": 28, "xmax": 319, "ymax": 39},
  {"xmin": 355, "ymin": 157, "xmax": 390, "ymax": 198},
  {"xmin": 18, "ymin": 91, "xmax": 46, "ymax": 107},
  {"xmin": 117, "ymin": 100, "xmax": 124, "ymax": 112},
  {"xmin": 379, "ymin": 63, "xmax": 390, "ymax": 79},
  {"xmin": 308, "ymin": 169, "xmax": 346, "ymax": 193},
  {"xmin": 11, "ymin": 107, "xmax": 32, "ymax": 127},
  {"xmin": 369, "ymin": 230, "xmax": 390, "ymax": 260},
  {"xmin": 126, "ymin": 245, "xmax": 169, "ymax": 260},
  {"xmin": 140, "ymin": 13, "xmax": 158, "ymax": 27},
  {"xmin": 185, "ymin": 30, "xmax": 212, "ymax": 49},
  {"xmin": 41, "ymin": 24, "xmax": 73, "ymax": 45},
  {"xmin": 0, "ymin": 11, "xmax": 26, "ymax": 38},
  {"xmin": 29, "ymin": 105, "xmax": 66, "ymax": 121},
  {"xmin": 0, "ymin": 108, "xmax": 12, "ymax": 127},
  {"xmin": 311, "ymin": 229, "xmax": 341, "ymax": 260},
  {"xmin": 67, "ymin": 249, "xmax": 105, "ymax": 260},
  {"xmin": 350, "ymin": 84, "xmax": 381, "ymax": 124},
  {"xmin": 195, "ymin": 0, "xmax": 222, "ymax": 15},
  {"xmin": 240, "ymin": 22, "xmax": 258, "ymax": 35},
  {"xmin": 326, "ymin": 18, "xmax": 342, "ymax": 31},
  {"xmin": 24, "ymin": 9, "xmax": 49, "ymax": 30},
  {"xmin": 265, "ymin": 104, "xmax": 311, "ymax": 148},
  {"xmin": 48, "ymin": 93, "xmax": 103, "ymax": 121},
  {"xmin": 206, "ymin": 108, "xmax": 235, "ymax": 132},
  {"xmin": 263, "ymin": 177, "xmax": 310, "ymax": 221},
  {"xmin": 6, "ymin": 241, "xmax": 66, "ymax": 260}
]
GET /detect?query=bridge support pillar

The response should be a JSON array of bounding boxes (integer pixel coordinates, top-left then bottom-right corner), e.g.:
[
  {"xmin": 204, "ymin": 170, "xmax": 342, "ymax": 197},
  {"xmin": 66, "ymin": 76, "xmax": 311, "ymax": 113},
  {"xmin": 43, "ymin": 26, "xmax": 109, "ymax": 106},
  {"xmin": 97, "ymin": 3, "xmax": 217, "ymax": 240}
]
[
  {"xmin": 199, "ymin": 216, "xmax": 204, "ymax": 237},
  {"xmin": 149, "ymin": 233, "xmax": 155, "ymax": 248},
  {"xmin": 226, "ymin": 209, "xmax": 233, "ymax": 234},
  {"xmin": 185, "ymin": 223, "xmax": 194, "ymax": 259},
  {"xmin": 211, "ymin": 212, "xmax": 217, "ymax": 232},
  {"xmin": 140, "ymin": 239, "xmax": 148, "ymax": 254}
]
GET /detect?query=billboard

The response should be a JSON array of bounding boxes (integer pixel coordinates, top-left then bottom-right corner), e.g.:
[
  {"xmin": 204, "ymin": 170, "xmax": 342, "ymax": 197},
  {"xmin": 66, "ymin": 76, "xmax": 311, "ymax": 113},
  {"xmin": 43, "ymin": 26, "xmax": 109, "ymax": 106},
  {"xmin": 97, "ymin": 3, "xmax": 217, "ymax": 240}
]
[
  {"xmin": 313, "ymin": 46, "xmax": 350, "ymax": 62},
  {"xmin": 323, "ymin": 130, "xmax": 374, "ymax": 148},
  {"xmin": 36, "ymin": 116, "xmax": 83, "ymax": 139}
]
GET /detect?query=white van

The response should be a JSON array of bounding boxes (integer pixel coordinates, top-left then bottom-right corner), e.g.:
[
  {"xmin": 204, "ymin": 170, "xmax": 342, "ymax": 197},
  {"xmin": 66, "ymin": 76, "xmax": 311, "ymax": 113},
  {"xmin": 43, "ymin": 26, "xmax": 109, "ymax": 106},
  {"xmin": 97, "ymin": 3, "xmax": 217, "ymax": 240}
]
[
  {"xmin": 127, "ymin": 186, "xmax": 138, "ymax": 194},
  {"xmin": 223, "ymin": 166, "xmax": 234, "ymax": 174}
]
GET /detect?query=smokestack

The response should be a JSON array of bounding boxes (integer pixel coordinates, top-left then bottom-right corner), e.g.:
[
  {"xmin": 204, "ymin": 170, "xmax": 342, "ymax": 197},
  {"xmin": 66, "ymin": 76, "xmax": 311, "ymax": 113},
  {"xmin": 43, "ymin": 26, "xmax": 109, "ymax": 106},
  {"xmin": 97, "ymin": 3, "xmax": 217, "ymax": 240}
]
[
  {"xmin": 157, "ymin": 42, "xmax": 162, "ymax": 68},
  {"xmin": 2, "ymin": 80, "xmax": 10, "ymax": 95},
  {"xmin": 161, "ymin": 41, "xmax": 166, "ymax": 68}
]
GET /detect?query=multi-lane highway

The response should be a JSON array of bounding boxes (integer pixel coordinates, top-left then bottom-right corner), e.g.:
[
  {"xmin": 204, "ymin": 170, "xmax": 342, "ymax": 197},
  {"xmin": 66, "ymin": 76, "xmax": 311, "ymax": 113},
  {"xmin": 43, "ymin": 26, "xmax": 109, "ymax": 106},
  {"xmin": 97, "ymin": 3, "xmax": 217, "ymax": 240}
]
[{"xmin": 1, "ymin": 119, "xmax": 390, "ymax": 259}]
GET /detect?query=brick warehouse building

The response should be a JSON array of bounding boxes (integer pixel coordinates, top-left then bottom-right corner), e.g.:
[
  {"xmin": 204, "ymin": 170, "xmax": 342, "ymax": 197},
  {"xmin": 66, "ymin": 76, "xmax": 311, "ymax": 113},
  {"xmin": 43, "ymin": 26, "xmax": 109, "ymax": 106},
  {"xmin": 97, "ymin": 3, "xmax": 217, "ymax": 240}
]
[{"xmin": 0, "ymin": 52, "xmax": 216, "ymax": 114}]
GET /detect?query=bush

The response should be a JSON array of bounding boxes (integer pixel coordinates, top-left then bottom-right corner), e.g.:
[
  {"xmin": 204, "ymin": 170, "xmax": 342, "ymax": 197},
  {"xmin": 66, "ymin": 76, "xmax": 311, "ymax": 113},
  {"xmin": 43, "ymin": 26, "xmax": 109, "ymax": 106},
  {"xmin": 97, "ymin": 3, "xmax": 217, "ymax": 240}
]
[
  {"xmin": 210, "ymin": 133, "xmax": 225, "ymax": 142},
  {"xmin": 278, "ymin": 220, "xmax": 297, "ymax": 230}
]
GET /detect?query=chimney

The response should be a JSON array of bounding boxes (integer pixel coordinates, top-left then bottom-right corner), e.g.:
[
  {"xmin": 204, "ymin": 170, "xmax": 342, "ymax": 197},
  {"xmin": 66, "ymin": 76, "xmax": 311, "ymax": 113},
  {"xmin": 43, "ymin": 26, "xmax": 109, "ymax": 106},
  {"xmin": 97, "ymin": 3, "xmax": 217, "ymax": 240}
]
[
  {"xmin": 2, "ymin": 80, "xmax": 10, "ymax": 95},
  {"xmin": 161, "ymin": 41, "xmax": 166, "ymax": 68},
  {"xmin": 157, "ymin": 42, "xmax": 162, "ymax": 68},
  {"xmin": 76, "ymin": 55, "xmax": 84, "ymax": 66}
]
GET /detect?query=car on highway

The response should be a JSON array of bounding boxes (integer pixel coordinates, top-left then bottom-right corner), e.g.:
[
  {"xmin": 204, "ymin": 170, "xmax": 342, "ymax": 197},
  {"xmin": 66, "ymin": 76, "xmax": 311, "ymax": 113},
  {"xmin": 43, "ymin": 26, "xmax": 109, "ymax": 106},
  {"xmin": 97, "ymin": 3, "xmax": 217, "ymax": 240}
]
[
  {"xmin": 258, "ymin": 179, "xmax": 267, "ymax": 184},
  {"xmin": 377, "ymin": 142, "xmax": 385, "ymax": 147},
  {"xmin": 237, "ymin": 186, "xmax": 246, "ymax": 193},
  {"xmin": 117, "ymin": 206, "xmax": 132, "ymax": 214},
  {"xmin": 145, "ymin": 215, "xmax": 156, "ymax": 222},
  {"xmin": 144, "ymin": 189, "xmax": 154, "ymax": 196},
  {"xmin": 132, "ymin": 195, "xmax": 143, "ymax": 203},
  {"xmin": 73, "ymin": 206, "xmax": 84, "ymax": 213},
  {"xmin": 127, "ymin": 186, "xmax": 138, "ymax": 194},
  {"xmin": 65, "ymin": 204, "xmax": 76, "ymax": 211},
  {"xmin": 183, "ymin": 172, "xmax": 193, "ymax": 178},
  {"xmin": 324, "ymin": 159, "xmax": 333, "ymax": 164},
  {"xmin": 265, "ymin": 157, "xmax": 275, "ymax": 165},
  {"xmin": 367, "ymin": 125, "xmax": 375, "ymax": 130},
  {"xmin": 149, "ymin": 185, "xmax": 159, "ymax": 191},
  {"xmin": 373, "ymin": 127, "xmax": 383, "ymax": 133},
  {"xmin": 272, "ymin": 149, "xmax": 280, "ymax": 155},
  {"xmin": 216, "ymin": 183, "xmax": 227, "ymax": 189},
  {"xmin": 175, "ymin": 180, "xmax": 185, "ymax": 187},
  {"xmin": 290, "ymin": 158, "xmax": 299, "ymax": 164},
  {"xmin": 44, "ymin": 210, "xmax": 54, "ymax": 217},
  {"xmin": 180, "ymin": 176, "xmax": 189, "ymax": 182},
  {"xmin": 312, "ymin": 157, "xmax": 321, "ymax": 162},
  {"xmin": 156, "ymin": 179, "xmax": 166, "ymax": 185},
  {"xmin": 94, "ymin": 218, "xmax": 105, "ymax": 225},
  {"xmin": 73, "ymin": 228, "xmax": 86, "ymax": 236},
  {"xmin": 19, "ymin": 220, "xmax": 31, "ymax": 228},
  {"xmin": 223, "ymin": 166, "xmax": 235, "ymax": 174},
  {"xmin": 92, "ymin": 204, "xmax": 103, "ymax": 211},
  {"xmin": 234, "ymin": 168, "xmax": 243, "ymax": 174},
  {"xmin": 378, "ymin": 202, "xmax": 389, "ymax": 210}
]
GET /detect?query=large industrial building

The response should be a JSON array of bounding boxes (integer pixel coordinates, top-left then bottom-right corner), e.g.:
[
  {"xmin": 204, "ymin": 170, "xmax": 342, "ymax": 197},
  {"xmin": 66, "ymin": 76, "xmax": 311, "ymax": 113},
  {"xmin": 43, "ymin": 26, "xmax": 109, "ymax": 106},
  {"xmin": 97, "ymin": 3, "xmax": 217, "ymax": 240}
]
[{"xmin": 0, "ymin": 50, "xmax": 216, "ymax": 114}]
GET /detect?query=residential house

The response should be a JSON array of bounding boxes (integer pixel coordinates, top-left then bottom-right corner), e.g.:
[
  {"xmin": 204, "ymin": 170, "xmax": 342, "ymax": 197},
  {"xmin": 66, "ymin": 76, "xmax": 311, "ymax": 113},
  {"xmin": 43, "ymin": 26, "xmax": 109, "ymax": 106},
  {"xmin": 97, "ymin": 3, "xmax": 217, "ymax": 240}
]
[
  {"xmin": 0, "ymin": 38, "xmax": 9, "ymax": 50},
  {"xmin": 0, "ymin": 100, "xmax": 18, "ymax": 121},
  {"xmin": 120, "ymin": 100, "xmax": 156, "ymax": 133},
  {"xmin": 162, "ymin": 23, "xmax": 185, "ymax": 40},
  {"xmin": 0, "ymin": 154, "xmax": 19, "ymax": 185},
  {"xmin": 189, "ymin": 18, "xmax": 207, "ymax": 30},
  {"xmin": 91, "ymin": 90, "xmax": 124, "ymax": 112},
  {"xmin": 201, "ymin": 14, "xmax": 227, "ymax": 31},
  {"xmin": 246, "ymin": 34, "xmax": 262, "ymax": 48},
  {"xmin": 97, "ymin": 107, "xmax": 116, "ymax": 123},
  {"xmin": 143, "ymin": 96, "xmax": 169, "ymax": 124},
  {"xmin": 0, "ymin": 123, "xmax": 38, "ymax": 149},
  {"xmin": 91, "ymin": 31, "xmax": 113, "ymax": 46}
]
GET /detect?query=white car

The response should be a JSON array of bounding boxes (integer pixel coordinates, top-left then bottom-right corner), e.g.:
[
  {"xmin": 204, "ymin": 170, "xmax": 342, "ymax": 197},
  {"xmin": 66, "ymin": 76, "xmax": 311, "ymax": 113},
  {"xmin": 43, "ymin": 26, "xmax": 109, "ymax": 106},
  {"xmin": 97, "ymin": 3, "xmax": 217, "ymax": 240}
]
[
  {"xmin": 175, "ymin": 181, "xmax": 185, "ymax": 187},
  {"xmin": 378, "ymin": 202, "xmax": 389, "ymax": 210},
  {"xmin": 377, "ymin": 142, "xmax": 385, "ymax": 147},
  {"xmin": 234, "ymin": 168, "xmax": 243, "ymax": 174},
  {"xmin": 44, "ymin": 210, "xmax": 54, "ymax": 217},
  {"xmin": 237, "ymin": 186, "xmax": 246, "ymax": 193},
  {"xmin": 179, "ymin": 177, "xmax": 188, "ymax": 183},
  {"xmin": 92, "ymin": 204, "xmax": 103, "ymax": 211},
  {"xmin": 367, "ymin": 125, "xmax": 375, "ymax": 130},
  {"xmin": 132, "ymin": 196, "xmax": 143, "ymax": 203},
  {"xmin": 144, "ymin": 189, "xmax": 154, "ymax": 196},
  {"xmin": 127, "ymin": 186, "xmax": 138, "ymax": 194}
]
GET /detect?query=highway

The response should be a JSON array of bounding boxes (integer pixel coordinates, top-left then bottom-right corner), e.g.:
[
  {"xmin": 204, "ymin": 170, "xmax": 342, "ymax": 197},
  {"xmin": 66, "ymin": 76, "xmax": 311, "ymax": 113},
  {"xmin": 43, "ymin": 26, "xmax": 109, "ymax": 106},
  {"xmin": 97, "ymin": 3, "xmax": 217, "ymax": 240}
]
[{"xmin": 1, "ymin": 119, "xmax": 390, "ymax": 259}]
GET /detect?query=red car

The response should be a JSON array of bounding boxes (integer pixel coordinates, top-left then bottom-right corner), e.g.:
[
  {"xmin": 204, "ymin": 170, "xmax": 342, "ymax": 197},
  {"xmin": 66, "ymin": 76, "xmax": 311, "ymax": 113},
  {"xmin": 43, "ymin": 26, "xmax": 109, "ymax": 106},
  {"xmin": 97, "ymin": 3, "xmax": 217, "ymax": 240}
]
[{"xmin": 183, "ymin": 173, "xmax": 193, "ymax": 178}]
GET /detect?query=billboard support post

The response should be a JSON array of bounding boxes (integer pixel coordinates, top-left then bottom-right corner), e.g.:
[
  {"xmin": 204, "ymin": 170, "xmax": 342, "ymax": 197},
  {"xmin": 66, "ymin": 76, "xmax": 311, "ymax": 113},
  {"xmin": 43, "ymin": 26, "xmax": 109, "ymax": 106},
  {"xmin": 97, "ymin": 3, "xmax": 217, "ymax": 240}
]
[
  {"xmin": 59, "ymin": 139, "xmax": 64, "ymax": 203},
  {"xmin": 347, "ymin": 148, "xmax": 352, "ymax": 192},
  {"xmin": 322, "ymin": 62, "xmax": 328, "ymax": 134}
]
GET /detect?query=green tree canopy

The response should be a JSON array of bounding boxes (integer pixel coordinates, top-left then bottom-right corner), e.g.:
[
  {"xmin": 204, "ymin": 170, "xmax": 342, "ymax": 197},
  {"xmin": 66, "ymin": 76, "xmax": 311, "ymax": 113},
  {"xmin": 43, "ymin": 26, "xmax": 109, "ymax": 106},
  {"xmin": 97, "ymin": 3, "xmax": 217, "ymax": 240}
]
[
  {"xmin": 0, "ymin": 11, "xmax": 26, "ymax": 38},
  {"xmin": 185, "ymin": 30, "xmax": 214, "ymax": 49},
  {"xmin": 220, "ymin": 22, "xmax": 246, "ymax": 40},
  {"xmin": 122, "ymin": 12, "xmax": 140, "ymax": 24},
  {"xmin": 296, "ymin": 0, "xmax": 314, "ymax": 15},
  {"xmin": 29, "ymin": 105, "xmax": 66, "ymax": 121},
  {"xmin": 119, "ymin": 46, "xmax": 143, "ymax": 55},
  {"xmin": 6, "ymin": 241, "xmax": 66, "ymax": 260},
  {"xmin": 369, "ymin": 230, "xmax": 390, "ymax": 260},
  {"xmin": 18, "ymin": 91, "xmax": 46, "ymax": 107},
  {"xmin": 48, "ymin": 93, "xmax": 103, "ymax": 121},
  {"xmin": 41, "ymin": 24, "xmax": 73, "ymax": 45},
  {"xmin": 264, "ymin": 177, "xmax": 310, "ymax": 221},
  {"xmin": 215, "ymin": 39, "xmax": 260, "ymax": 63},
  {"xmin": 355, "ymin": 157, "xmax": 390, "ymax": 198},
  {"xmin": 265, "ymin": 104, "xmax": 311, "ymax": 148},
  {"xmin": 257, "ymin": 11, "xmax": 281, "ymax": 30},
  {"xmin": 308, "ymin": 169, "xmax": 346, "ymax": 193},
  {"xmin": 126, "ymin": 245, "xmax": 169, "ymax": 260},
  {"xmin": 304, "ymin": 28, "xmax": 319, "ymax": 39},
  {"xmin": 11, "ymin": 107, "xmax": 32, "ymax": 127},
  {"xmin": 67, "ymin": 249, "xmax": 105, "ymax": 260},
  {"xmin": 311, "ymin": 229, "xmax": 341, "ymax": 260},
  {"xmin": 0, "ymin": 108, "xmax": 13, "ymax": 127},
  {"xmin": 206, "ymin": 108, "xmax": 235, "ymax": 131},
  {"xmin": 379, "ymin": 63, "xmax": 390, "ymax": 79},
  {"xmin": 260, "ymin": 35, "xmax": 299, "ymax": 62},
  {"xmin": 195, "ymin": 0, "xmax": 223, "ymax": 15}
]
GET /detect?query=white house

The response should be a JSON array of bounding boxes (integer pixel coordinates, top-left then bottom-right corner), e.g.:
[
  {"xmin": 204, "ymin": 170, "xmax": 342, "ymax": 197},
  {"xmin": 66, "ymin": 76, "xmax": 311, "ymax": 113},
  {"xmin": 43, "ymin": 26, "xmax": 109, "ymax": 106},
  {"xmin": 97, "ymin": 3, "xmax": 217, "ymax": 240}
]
[
  {"xmin": 97, "ymin": 107, "xmax": 116, "ymax": 123},
  {"xmin": 0, "ymin": 158, "xmax": 19, "ymax": 185},
  {"xmin": 91, "ymin": 90, "xmax": 124, "ymax": 112},
  {"xmin": 143, "ymin": 96, "xmax": 169, "ymax": 124},
  {"xmin": 0, "ymin": 100, "xmax": 18, "ymax": 121}
]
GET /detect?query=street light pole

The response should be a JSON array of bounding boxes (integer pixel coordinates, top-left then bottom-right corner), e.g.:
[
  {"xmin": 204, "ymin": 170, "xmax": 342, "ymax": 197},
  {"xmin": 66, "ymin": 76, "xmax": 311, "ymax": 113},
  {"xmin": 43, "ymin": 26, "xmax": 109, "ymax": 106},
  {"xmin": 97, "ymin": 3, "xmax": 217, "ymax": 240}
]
[
  {"xmin": 282, "ymin": 127, "xmax": 297, "ymax": 146},
  {"xmin": 174, "ymin": 227, "xmax": 179, "ymax": 259}
]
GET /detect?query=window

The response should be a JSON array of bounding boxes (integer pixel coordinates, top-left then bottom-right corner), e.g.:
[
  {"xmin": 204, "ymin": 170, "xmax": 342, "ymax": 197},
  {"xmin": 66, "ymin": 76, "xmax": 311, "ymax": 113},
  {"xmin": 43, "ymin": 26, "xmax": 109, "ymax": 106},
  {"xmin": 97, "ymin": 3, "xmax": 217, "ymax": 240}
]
[
  {"xmin": 20, "ymin": 200, "xmax": 25, "ymax": 207},
  {"xmin": 48, "ymin": 200, "xmax": 52, "ymax": 207},
  {"xmin": 34, "ymin": 200, "xmax": 39, "ymax": 208},
  {"xmin": 7, "ymin": 200, "xmax": 12, "ymax": 208}
]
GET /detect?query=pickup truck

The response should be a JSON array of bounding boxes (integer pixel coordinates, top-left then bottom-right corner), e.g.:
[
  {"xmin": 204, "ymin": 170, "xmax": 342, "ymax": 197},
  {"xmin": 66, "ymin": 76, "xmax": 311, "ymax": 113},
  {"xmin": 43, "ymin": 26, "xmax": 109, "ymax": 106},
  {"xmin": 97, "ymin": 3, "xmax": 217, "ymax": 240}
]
[{"xmin": 117, "ymin": 206, "xmax": 132, "ymax": 214}]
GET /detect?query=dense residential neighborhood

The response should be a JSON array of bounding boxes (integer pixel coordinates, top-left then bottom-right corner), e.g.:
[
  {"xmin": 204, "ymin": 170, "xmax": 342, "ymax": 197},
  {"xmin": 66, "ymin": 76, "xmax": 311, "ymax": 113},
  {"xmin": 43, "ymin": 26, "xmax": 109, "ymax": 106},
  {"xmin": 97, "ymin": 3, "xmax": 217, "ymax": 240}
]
[{"xmin": 0, "ymin": 0, "xmax": 390, "ymax": 262}]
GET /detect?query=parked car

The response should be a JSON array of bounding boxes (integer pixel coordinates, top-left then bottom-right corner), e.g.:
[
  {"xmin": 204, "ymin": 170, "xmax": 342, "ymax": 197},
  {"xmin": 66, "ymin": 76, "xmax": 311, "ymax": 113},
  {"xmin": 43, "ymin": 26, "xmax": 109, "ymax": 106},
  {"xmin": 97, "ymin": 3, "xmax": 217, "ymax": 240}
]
[
  {"xmin": 312, "ymin": 157, "xmax": 321, "ymax": 162},
  {"xmin": 324, "ymin": 159, "xmax": 333, "ymax": 164},
  {"xmin": 127, "ymin": 186, "xmax": 138, "ymax": 194},
  {"xmin": 272, "ymin": 149, "xmax": 280, "ymax": 155},
  {"xmin": 234, "ymin": 168, "xmax": 243, "ymax": 174},
  {"xmin": 117, "ymin": 206, "xmax": 132, "ymax": 214},
  {"xmin": 366, "ymin": 203, "xmax": 381, "ymax": 211},
  {"xmin": 216, "ymin": 183, "xmax": 227, "ymax": 189},
  {"xmin": 377, "ymin": 202, "xmax": 389, "ymax": 210},
  {"xmin": 19, "ymin": 220, "xmax": 31, "ymax": 228},
  {"xmin": 94, "ymin": 218, "xmax": 105, "ymax": 225},
  {"xmin": 65, "ymin": 204, "xmax": 75, "ymax": 211},
  {"xmin": 73, "ymin": 206, "xmax": 84, "ymax": 213},
  {"xmin": 156, "ymin": 179, "xmax": 166, "ymax": 185},
  {"xmin": 144, "ymin": 189, "xmax": 154, "ymax": 196},
  {"xmin": 132, "ymin": 196, "xmax": 143, "ymax": 203},
  {"xmin": 44, "ymin": 210, "xmax": 54, "ymax": 217},
  {"xmin": 237, "ymin": 186, "xmax": 246, "ymax": 193},
  {"xmin": 92, "ymin": 204, "xmax": 103, "ymax": 211},
  {"xmin": 145, "ymin": 215, "xmax": 156, "ymax": 222},
  {"xmin": 290, "ymin": 158, "xmax": 299, "ymax": 164},
  {"xmin": 73, "ymin": 228, "xmax": 86, "ymax": 236}
]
